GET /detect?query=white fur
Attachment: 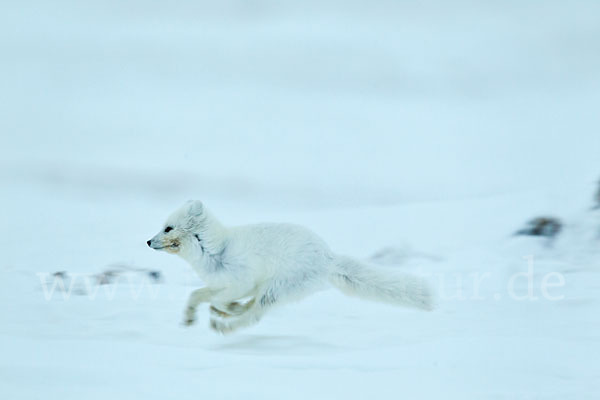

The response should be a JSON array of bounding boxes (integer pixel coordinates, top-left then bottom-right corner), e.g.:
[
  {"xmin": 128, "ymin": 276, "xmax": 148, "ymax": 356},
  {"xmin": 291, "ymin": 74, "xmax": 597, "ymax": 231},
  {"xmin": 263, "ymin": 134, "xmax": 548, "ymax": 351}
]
[{"xmin": 148, "ymin": 200, "xmax": 433, "ymax": 334}]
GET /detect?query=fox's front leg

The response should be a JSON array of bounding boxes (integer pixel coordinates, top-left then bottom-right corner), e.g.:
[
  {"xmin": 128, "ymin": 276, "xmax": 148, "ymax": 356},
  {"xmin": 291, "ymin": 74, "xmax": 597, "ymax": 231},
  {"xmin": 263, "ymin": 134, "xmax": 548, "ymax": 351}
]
[{"xmin": 183, "ymin": 287, "xmax": 217, "ymax": 326}]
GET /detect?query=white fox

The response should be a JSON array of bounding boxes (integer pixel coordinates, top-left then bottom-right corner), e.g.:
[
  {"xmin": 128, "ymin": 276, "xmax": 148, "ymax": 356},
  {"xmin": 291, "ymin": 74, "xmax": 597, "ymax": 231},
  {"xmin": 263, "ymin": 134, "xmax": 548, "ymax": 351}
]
[{"xmin": 147, "ymin": 200, "xmax": 433, "ymax": 334}]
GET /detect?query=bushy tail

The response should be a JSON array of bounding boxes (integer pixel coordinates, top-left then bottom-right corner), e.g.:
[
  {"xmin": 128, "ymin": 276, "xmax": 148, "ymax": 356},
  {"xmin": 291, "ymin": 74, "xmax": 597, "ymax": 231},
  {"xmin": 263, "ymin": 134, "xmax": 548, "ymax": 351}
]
[{"xmin": 329, "ymin": 256, "xmax": 433, "ymax": 311}]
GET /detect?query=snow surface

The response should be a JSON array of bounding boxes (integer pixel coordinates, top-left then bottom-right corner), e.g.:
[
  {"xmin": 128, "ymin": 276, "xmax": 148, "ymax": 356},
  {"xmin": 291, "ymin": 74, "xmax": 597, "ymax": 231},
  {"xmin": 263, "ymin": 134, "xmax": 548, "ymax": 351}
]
[{"xmin": 1, "ymin": 1, "xmax": 600, "ymax": 399}]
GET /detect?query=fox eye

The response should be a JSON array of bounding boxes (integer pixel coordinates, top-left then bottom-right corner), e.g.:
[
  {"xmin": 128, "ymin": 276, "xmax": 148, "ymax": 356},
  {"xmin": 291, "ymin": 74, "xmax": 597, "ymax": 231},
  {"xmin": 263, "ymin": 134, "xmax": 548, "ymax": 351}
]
[{"xmin": 164, "ymin": 226, "xmax": 173, "ymax": 233}]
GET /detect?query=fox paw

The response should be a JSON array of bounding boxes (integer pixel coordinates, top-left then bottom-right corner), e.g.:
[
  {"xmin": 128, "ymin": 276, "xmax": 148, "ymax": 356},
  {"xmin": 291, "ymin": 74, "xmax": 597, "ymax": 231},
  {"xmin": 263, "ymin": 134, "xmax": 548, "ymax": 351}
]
[
  {"xmin": 209, "ymin": 318, "xmax": 234, "ymax": 335},
  {"xmin": 183, "ymin": 306, "xmax": 196, "ymax": 326}
]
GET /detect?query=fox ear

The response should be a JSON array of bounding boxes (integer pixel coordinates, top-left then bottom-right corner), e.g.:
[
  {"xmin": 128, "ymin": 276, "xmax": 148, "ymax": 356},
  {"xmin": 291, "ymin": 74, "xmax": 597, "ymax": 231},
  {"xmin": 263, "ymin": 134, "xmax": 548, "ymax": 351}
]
[{"xmin": 185, "ymin": 200, "xmax": 204, "ymax": 217}]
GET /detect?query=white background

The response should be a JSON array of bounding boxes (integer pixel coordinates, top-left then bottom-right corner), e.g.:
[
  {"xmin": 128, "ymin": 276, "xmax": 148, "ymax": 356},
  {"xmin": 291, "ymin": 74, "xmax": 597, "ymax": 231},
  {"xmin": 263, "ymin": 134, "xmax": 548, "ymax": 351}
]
[{"xmin": 1, "ymin": 1, "xmax": 599, "ymax": 398}]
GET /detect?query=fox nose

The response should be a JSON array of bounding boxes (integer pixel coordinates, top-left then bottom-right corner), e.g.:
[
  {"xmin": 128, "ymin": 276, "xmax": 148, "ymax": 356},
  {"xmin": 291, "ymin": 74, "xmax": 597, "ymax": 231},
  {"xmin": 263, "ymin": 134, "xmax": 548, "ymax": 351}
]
[{"xmin": 146, "ymin": 240, "xmax": 152, "ymax": 247}]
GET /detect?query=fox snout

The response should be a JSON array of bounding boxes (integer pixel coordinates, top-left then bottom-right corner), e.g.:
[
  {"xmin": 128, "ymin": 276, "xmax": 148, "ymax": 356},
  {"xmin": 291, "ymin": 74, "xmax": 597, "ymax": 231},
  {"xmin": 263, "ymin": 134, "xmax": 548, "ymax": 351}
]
[
  {"xmin": 147, "ymin": 239, "xmax": 163, "ymax": 250},
  {"xmin": 146, "ymin": 235, "xmax": 181, "ymax": 254}
]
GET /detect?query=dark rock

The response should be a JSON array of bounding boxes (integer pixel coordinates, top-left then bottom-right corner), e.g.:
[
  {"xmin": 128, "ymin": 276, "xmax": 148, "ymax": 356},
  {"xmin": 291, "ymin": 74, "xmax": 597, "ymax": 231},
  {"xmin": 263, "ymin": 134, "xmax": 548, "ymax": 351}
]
[
  {"xmin": 148, "ymin": 271, "xmax": 162, "ymax": 282},
  {"xmin": 515, "ymin": 217, "xmax": 563, "ymax": 238}
]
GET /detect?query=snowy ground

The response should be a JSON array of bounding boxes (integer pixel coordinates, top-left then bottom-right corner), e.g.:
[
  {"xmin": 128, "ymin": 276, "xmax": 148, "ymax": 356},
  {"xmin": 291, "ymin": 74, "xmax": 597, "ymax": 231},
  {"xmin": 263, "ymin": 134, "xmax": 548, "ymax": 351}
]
[{"xmin": 1, "ymin": 1, "xmax": 600, "ymax": 399}]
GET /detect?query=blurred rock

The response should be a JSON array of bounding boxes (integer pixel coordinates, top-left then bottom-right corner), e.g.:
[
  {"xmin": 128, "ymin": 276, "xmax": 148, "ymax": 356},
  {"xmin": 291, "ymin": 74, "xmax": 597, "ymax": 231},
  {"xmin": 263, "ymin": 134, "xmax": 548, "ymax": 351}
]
[
  {"xmin": 515, "ymin": 217, "xmax": 562, "ymax": 238},
  {"xmin": 52, "ymin": 271, "xmax": 67, "ymax": 280},
  {"xmin": 369, "ymin": 246, "xmax": 442, "ymax": 266},
  {"xmin": 96, "ymin": 270, "xmax": 118, "ymax": 285},
  {"xmin": 148, "ymin": 271, "xmax": 162, "ymax": 283}
]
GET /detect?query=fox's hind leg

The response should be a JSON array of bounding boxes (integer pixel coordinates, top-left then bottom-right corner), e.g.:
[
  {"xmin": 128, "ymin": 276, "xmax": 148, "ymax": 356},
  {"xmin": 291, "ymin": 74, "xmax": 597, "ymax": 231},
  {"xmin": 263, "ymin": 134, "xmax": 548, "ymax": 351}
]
[
  {"xmin": 209, "ymin": 305, "xmax": 231, "ymax": 318},
  {"xmin": 210, "ymin": 298, "xmax": 256, "ymax": 317},
  {"xmin": 183, "ymin": 287, "xmax": 218, "ymax": 326},
  {"xmin": 210, "ymin": 274, "xmax": 320, "ymax": 334},
  {"xmin": 210, "ymin": 306, "xmax": 264, "ymax": 334},
  {"xmin": 208, "ymin": 298, "xmax": 256, "ymax": 330},
  {"xmin": 225, "ymin": 298, "xmax": 256, "ymax": 315}
]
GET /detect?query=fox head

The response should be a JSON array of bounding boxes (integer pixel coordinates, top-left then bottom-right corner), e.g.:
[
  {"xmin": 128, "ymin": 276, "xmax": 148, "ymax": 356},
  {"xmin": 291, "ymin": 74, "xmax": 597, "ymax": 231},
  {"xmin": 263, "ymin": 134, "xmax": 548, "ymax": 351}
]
[{"xmin": 147, "ymin": 200, "xmax": 225, "ymax": 262}]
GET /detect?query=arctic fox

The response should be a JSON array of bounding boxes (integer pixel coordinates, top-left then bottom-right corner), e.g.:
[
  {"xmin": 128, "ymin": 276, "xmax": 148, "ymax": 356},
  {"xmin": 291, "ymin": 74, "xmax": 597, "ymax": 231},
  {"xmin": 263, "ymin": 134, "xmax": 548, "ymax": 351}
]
[{"xmin": 147, "ymin": 200, "xmax": 433, "ymax": 334}]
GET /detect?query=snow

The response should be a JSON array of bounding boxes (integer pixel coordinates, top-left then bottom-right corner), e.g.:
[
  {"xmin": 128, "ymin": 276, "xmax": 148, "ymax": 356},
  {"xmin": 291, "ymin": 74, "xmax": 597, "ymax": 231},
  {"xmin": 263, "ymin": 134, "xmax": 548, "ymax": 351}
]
[{"xmin": 1, "ymin": 1, "xmax": 600, "ymax": 398}]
